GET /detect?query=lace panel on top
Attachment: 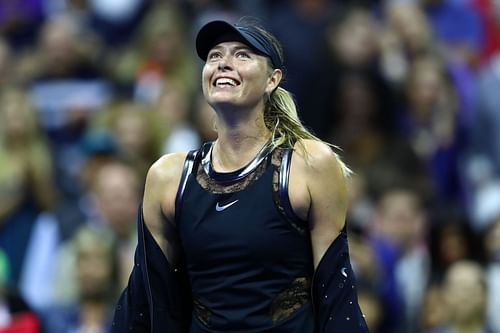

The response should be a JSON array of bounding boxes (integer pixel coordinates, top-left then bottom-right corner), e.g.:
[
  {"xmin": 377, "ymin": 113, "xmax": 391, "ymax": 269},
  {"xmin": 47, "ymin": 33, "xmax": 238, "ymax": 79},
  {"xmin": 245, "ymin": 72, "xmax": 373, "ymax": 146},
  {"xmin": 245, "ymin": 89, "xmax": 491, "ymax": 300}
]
[
  {"xmin": 270, "ymin": 276, "xmax": 312, "ymax": 323},
  {"xmin": 196, "ymin": 152, "xmax": 270, "ymax": 194}
]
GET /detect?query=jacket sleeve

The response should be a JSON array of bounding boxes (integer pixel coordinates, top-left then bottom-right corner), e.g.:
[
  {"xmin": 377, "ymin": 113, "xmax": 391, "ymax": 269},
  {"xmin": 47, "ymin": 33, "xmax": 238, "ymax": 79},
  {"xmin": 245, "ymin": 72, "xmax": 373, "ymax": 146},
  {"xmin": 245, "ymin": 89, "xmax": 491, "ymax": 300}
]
[
  {"xmin": 110, "ymin": 244, "xmax": 151, "ymax": 332},
  {"xmin": 110, "ymin": 207, "xmax": 192, "ymax": 333},
  {"xmin": 313, "ymin": 230, "xmax": 369, "ymax": 333}
]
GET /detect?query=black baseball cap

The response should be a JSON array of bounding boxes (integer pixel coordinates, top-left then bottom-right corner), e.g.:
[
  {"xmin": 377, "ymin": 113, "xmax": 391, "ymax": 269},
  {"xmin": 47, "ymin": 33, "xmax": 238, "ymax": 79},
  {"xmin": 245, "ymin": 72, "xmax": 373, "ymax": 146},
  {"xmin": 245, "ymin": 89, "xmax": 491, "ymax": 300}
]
[{"xmin": 195, "ymin": 20, "xmax": 283, "ymax": 70}]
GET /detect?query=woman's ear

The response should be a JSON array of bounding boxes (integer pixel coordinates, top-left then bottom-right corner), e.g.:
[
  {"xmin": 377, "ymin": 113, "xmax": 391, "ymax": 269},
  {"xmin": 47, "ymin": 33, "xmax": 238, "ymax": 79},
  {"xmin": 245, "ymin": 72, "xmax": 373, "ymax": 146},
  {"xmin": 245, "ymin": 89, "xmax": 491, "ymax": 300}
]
[{"xmin": 266, "ymin": 69, "xmax": 283, "ymax": 94}]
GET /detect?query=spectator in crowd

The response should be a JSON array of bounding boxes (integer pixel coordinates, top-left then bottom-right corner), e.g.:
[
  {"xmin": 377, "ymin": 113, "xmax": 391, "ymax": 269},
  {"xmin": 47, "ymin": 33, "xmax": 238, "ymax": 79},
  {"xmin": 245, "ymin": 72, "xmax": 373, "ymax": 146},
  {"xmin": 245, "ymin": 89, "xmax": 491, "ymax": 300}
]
[
  {"xmin": 108, "ymin": 2, "xmax": 197, "ymax": 104},
  {"xmin": 419, "ymin": 282, "xmax": 449, "ymax": 332},
  {"xmin": 482, "ymin": 217, "xmax": 500, "ymax": 332},
  {"xmin": 326, "ymin": 69, "xmax": 398, "ymax": 172},
  {"xmin": 427, "ymin": 260, "xmax": 494, "ymax": 333},
  {"xmin": 100, "ymin": 101, "xmax": 161, "ymax": 181},
  {"xmin": 25, "ymin": 14, "xmax": 111, "ymax": 202},
  {"xmin": 381, "ymin": 1, "xmax": 436, "ymax": 86},
  {"xmin": 420, "ymin": 0, "xmax": 484, "ymax": 66},
  {"xmin": 268, "ymin": 0, "xmax": 342, "ymax": 138},
  {"xmin": 0, "ymin": 249, "xmax": 40, "ymax": 333},
  {"xmin": 41, "ymin": 226, "xmax": 119, "ymax": 333},
  {"xmin": 0, "ymin": 88, "xmax": 57, "ymax": 286},
  {"xmin": 467, "ymin": 53, "xmax": 500, "ymax": 230},
  {"xmin": 154, "ymin": 81, "xmax": 201, "ymax": 154},
  {"xmin": 428, "ymin": 213, "xmax": 484, "ymax": 281},
  {"xmin": 51, "ymin": 160, "xmax": 140, "ymax": 304},
  {"xmin": 400, "ymin": 54, "xmax": 463, "ymax": 205},
  {"xmin": 370, "ymin": 178, "xmax": 431, "ymax": 333},
  {"xmin": 327, "ymin": 5, "xmax": 381, "ymax": 72},
  {"xmin": 86, "ymin": 161, "xmax": 139, "ymax": 288}
]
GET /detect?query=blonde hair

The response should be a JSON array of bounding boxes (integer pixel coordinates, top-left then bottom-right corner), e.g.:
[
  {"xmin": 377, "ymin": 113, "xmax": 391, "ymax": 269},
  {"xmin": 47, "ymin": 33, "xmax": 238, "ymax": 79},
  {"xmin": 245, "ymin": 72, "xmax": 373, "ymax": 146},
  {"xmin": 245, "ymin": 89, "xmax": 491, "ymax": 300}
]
[
  {"xmin": 265, "ymin": 87, "xmax": 352, "ymax": 176},
  {"xmin": 239, "ymin": 21, "xmax": 352, "ymax": 176}
]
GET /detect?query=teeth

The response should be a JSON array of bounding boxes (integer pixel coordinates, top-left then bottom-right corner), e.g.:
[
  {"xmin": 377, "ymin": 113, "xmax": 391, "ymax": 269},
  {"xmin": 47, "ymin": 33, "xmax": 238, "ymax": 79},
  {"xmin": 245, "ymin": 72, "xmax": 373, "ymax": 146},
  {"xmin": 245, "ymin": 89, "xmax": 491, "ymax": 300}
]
[{"xmin": 216, "ymin": 78, "xmax": 237, "ymax": 86}]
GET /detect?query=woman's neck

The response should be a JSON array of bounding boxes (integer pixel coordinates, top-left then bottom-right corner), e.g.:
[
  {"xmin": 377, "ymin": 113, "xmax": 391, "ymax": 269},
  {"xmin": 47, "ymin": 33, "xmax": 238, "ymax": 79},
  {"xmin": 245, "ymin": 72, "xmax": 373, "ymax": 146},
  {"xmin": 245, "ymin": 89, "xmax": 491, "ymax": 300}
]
[{"xmin": 212, "ymin": 108, "xmax": 271, "ymax": 172}]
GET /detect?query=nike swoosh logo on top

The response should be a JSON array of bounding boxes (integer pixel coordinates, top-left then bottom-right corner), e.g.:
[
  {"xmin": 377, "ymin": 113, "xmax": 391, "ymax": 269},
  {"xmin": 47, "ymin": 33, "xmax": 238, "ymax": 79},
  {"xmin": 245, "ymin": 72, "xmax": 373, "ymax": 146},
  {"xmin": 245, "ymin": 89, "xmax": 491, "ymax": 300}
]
[{"xmin": 215, "ymin": 200, "xmax": 239, "ymax": 212}]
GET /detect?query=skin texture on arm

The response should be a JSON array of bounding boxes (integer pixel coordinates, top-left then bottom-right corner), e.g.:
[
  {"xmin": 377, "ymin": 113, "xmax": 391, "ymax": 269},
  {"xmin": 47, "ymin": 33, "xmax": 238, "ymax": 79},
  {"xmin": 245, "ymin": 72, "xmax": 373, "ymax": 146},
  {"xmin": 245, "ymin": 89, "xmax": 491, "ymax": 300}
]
[
  {"xmin": 289, "ymin": 139, "xmax": 348, "ymax": 269},
  {"xmin": 142, "ymin": 152, "xmax": 187, "ymax": 262}
]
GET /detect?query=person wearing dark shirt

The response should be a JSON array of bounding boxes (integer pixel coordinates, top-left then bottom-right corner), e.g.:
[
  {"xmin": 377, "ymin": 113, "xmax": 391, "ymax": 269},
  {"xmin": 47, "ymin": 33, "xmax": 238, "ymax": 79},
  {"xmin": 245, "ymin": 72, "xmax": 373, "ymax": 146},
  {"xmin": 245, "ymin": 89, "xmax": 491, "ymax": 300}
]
[{"xmin": 111, "ymin": 18, "xmax": 368, "ymax": 333}]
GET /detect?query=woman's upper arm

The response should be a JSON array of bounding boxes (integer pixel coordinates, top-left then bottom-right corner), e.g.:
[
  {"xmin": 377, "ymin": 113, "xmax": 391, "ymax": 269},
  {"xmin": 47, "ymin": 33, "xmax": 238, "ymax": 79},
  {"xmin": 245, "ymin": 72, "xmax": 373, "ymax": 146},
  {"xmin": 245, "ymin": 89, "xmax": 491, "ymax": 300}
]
[
  {"xmin": 292, "ymin": 140, "xmax": 349, "ymax": 268},
  {"xmin": 142, "ymin": 152, "xmax": 187, "ymax": 258}
]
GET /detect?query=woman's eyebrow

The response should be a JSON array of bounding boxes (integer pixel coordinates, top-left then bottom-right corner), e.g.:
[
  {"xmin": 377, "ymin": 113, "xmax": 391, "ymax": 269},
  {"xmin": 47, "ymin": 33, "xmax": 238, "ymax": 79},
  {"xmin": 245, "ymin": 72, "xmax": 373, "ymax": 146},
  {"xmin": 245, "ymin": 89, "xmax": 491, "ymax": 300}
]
[{"xmin": 209, "ymin": 44, "xmax": 254, "ymax": 53}]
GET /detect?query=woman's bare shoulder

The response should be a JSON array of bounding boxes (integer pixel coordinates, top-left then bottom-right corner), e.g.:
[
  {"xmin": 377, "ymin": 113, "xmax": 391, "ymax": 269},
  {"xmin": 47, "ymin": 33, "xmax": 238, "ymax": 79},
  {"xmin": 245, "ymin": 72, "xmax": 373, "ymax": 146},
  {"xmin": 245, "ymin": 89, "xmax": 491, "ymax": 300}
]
[
  {"xmin": 146, "ymin": 152, "xmax": 190, "ymax": 186},
  {"xmin": 143, "ymin": 151, "xmax": 191, "ymax": 227},
  {"xmin": 293, "ymin": 139, "xmax": 347, "ymax": 173}
]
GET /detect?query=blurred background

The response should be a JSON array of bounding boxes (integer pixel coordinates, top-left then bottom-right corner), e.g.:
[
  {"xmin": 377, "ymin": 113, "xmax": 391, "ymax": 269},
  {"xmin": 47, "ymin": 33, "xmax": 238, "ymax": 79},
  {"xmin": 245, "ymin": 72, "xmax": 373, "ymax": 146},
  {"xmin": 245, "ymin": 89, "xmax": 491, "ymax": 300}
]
[{"xmin": 0, "ymin": 0, "xmax": 499, "ymax": 332}]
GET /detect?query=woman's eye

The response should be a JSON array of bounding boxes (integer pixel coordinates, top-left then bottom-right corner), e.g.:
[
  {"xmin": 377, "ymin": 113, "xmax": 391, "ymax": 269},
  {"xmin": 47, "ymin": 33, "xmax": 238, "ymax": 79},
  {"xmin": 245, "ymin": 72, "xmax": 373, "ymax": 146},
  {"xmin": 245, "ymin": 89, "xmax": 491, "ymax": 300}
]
[
  {"xmin": 236, "ymin": 51, "xmax": 250, "ymax": 59},
  {"xmin": 208, "ymin": 52, "xmax": 222, "ymax": 60}
]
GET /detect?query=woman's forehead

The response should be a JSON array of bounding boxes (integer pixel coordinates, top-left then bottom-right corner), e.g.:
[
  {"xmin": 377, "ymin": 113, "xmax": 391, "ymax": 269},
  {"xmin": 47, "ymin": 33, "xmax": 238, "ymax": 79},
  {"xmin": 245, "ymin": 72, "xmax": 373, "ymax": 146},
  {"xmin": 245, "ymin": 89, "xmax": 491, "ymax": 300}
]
[{"xmin": 209, "ymin": 40, "xmax": 254, "ymax": 52}]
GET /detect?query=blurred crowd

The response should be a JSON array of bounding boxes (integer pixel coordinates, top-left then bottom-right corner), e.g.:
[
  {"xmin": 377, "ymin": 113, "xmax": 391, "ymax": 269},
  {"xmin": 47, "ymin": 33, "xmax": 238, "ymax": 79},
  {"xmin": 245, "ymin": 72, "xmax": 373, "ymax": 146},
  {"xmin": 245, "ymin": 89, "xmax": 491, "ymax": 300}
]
[{"xmin": 0, "ymin": 0, "xmax": 499, "ymax": 332}]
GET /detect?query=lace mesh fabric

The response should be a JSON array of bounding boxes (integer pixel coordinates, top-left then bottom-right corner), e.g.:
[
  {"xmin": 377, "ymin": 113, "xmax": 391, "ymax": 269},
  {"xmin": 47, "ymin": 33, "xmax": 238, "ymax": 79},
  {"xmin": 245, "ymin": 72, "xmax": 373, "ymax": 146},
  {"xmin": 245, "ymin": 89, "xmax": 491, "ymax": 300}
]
[
  {"xmin": 193, "ymin": 277, "xmax": 312, "ymax": 327},
  {"xmin": 196, "ymin": 148, "xmax": 271, "ymax": 193},
  {"xmin": 270, "ymin": 277, "xmax": 312, "ymax": 323}
]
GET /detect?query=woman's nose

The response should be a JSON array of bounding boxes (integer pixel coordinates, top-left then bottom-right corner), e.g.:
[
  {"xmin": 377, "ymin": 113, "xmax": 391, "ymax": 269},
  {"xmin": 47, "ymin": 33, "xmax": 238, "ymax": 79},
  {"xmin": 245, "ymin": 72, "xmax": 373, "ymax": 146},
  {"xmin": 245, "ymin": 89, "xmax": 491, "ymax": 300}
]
[{"xmin": 217, "ymin": 55, "xmax": 233, "ymax": 71}]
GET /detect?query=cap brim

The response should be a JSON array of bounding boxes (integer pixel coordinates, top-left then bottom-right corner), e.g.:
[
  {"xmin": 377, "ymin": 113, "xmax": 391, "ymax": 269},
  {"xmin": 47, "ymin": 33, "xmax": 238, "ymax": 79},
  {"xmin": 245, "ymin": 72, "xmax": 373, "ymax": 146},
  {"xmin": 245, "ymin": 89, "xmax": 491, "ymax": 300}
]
[{"xmin": 196, "ymin": 21, "xmax": 254, "ymax": 61}]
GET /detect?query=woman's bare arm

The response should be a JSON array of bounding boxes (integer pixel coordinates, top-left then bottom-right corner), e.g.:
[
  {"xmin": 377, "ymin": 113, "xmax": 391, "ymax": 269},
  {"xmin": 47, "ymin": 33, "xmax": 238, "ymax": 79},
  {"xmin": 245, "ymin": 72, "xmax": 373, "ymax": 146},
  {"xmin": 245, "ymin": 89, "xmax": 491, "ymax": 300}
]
[
  {"xmin": 289, "ymin": 140, "xmax": 348, "ymax": 269},
  {"xmin": 142, "ymin": 152, "xmax": 188, "ymax": 261}
]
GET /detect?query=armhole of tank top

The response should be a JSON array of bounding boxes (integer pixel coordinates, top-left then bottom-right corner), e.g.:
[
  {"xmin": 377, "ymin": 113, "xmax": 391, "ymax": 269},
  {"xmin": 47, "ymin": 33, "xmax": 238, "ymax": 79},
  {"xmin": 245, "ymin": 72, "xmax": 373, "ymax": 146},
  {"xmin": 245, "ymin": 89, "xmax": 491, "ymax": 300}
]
[
  {"xmin": 278, "ymin": 147, "xmax": 308, "ymax": 233},
  {"xmin": 174, "ymin": 149, "xmax": 200, "ymax": 225}
]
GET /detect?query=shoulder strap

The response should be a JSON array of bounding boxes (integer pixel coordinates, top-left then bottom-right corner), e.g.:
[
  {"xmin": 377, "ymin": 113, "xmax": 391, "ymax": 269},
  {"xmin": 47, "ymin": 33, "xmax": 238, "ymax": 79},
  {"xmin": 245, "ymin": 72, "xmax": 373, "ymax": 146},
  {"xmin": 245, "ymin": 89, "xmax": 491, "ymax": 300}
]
[
  {"xmin": 278, "ymin": 147, "xmax": 307, "ymax": 233},
  {"xmin": 174, "ymin": 149, "xmax": 202, "ymax": 224}
]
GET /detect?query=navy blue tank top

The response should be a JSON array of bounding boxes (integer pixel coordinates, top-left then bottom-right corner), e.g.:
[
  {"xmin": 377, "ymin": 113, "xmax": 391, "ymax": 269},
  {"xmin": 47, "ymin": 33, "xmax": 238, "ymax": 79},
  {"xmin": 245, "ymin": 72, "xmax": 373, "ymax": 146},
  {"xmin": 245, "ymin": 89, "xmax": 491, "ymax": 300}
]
[{"xmin": 176, "ymin": 142, "xmax": 315, "ymax": 332}]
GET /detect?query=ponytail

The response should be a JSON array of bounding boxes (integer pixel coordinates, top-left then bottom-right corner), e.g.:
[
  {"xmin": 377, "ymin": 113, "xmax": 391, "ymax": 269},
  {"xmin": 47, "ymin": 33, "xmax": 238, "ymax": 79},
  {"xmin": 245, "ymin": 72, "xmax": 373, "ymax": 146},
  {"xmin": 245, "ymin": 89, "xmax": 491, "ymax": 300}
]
[
  {"xmin": 265, "ymin": 87, "xmax": 352, "ymax": 176},
  {"xmin": 233, "ymin": 21, "xmax": 352, "ymax": 176}
]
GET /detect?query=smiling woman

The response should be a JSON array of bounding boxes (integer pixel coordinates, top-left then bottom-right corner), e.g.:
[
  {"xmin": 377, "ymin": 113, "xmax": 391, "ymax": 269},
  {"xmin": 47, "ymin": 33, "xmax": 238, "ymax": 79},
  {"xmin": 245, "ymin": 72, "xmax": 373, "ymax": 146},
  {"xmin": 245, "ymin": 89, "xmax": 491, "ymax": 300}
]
[
  {"xmin": 202, "ymin": 41, "xmax": 275, "ymax": 111},
  {"xmin": 110, "ymin": 18, "xmax": 368, "ymax": 333}
]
